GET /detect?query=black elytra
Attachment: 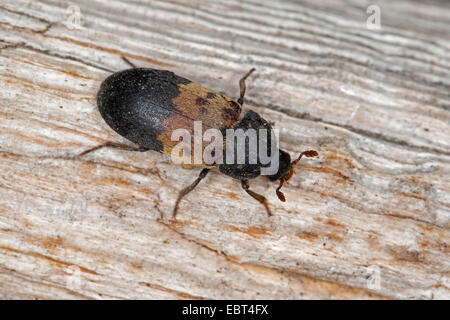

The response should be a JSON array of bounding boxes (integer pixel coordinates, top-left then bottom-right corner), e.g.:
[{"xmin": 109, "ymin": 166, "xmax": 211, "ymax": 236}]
[
  {"xmin": 97, "ymin": 68, "xmax": 190, "ymax": 152},
  {"xmin": 81, "ymin": 59, "xmax": 318, "ymax": 219}
]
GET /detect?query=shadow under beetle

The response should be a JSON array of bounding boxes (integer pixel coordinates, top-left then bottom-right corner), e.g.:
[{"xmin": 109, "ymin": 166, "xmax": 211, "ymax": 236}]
[{"xmin": 80, "ymin": 57, "xmax": 318, "ymax": 218}]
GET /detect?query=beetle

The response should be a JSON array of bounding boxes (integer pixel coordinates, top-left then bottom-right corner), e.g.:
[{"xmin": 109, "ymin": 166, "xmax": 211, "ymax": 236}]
[{"xmin": 80, "ymin": 57, "xmax": 318, "ymax": 218}]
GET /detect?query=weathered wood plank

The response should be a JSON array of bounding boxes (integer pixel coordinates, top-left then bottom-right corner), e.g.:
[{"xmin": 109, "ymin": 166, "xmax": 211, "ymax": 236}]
[{"xmin": 0, "ymin": 0, "xmax": 449, "ymax": 299}]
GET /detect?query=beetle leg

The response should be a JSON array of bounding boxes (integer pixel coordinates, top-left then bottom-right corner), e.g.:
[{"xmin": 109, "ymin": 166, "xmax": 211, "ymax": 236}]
[
  {"xmin": 121, "ymin": 56, "xmax": 138, "ymax": 68},
  {"xmin": 78, "ymin": 141, "xmax": 149, "ymax": 157},
  {"xmin": 237, "ymin": 68, "xmax": 256, "ymax": 106},
  {"xmin": 172, "ymin": 168, "xmax": 210, "ymax": 219},
  {"xmin": 241, "ymin": 180, "xmax": 272, "ymax": 216}
]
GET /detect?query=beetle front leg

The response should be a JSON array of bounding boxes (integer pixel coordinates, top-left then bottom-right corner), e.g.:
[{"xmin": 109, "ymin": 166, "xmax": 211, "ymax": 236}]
[{"xmin": 241, "ymin": 179, "xmax": 272, "ymax": 216}]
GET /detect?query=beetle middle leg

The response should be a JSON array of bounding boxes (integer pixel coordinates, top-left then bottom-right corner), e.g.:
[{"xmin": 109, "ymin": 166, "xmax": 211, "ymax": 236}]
[
  {"xmin": 237, "ymin": 68, "xmax": 256, "ymax": 106},
  {"xmin": 241, "ymin": 179, "xmax": 272, "ymax": 216},
  {"xmin": 173, "ymin": 168, "xmax": 210, "ymax": 219},
  {"xmin": 78, "ymin": 141, "xmax": 149, "ymax": 157}
]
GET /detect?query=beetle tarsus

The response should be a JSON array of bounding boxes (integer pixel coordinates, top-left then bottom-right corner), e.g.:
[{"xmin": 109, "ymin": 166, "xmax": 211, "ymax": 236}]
[
  {"xmin": 241, "ymin": 179, "xmax": 272, "ymax": 216},
  {"xmin": 172, "ymin": 168, "xmax": 210, "ymax": 219}
]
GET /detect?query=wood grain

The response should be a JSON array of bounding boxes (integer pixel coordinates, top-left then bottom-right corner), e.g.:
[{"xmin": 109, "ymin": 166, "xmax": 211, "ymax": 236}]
[{"xmin": 0, "ymin": 0, "xmax": 449, "ymax": 299}]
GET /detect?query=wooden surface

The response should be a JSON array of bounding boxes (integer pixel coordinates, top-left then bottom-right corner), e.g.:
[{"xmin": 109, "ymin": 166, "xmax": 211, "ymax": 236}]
[{"xmin": 0, "ymin": 0, "xmax": 449, "ymax": 300}]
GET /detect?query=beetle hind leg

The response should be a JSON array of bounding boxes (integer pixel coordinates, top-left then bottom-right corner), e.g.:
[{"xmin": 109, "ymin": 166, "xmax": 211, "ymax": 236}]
[
  {"xmin": 172, "ymin": 168, "xmax": 210, "ymax": 219},
  {"xmin": 241, "ymin": 180, "xmax": 272, "ymax": 216},
  {"xmin": 78, "ymin": 141, "xmax": 149, "ymax": 157},
  {"xmin": 122, "ymin": 56, "xmax": 138, "ymax": 68},
  {"xmin": 237, "ymin": 68, "xmax": 256, "ymax": 106}
]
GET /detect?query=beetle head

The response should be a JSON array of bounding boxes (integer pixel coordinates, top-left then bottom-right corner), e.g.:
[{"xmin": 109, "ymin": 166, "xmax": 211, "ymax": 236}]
[{"xmin": 269, "ymin": 149, "xmax": 318, "ymax": 202}]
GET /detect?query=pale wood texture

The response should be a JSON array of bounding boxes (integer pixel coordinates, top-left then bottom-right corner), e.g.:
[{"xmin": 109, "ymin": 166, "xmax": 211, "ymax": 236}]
[{"xmin": 0, "ymin": 0, "xmax": 449, "ymax": 300}]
